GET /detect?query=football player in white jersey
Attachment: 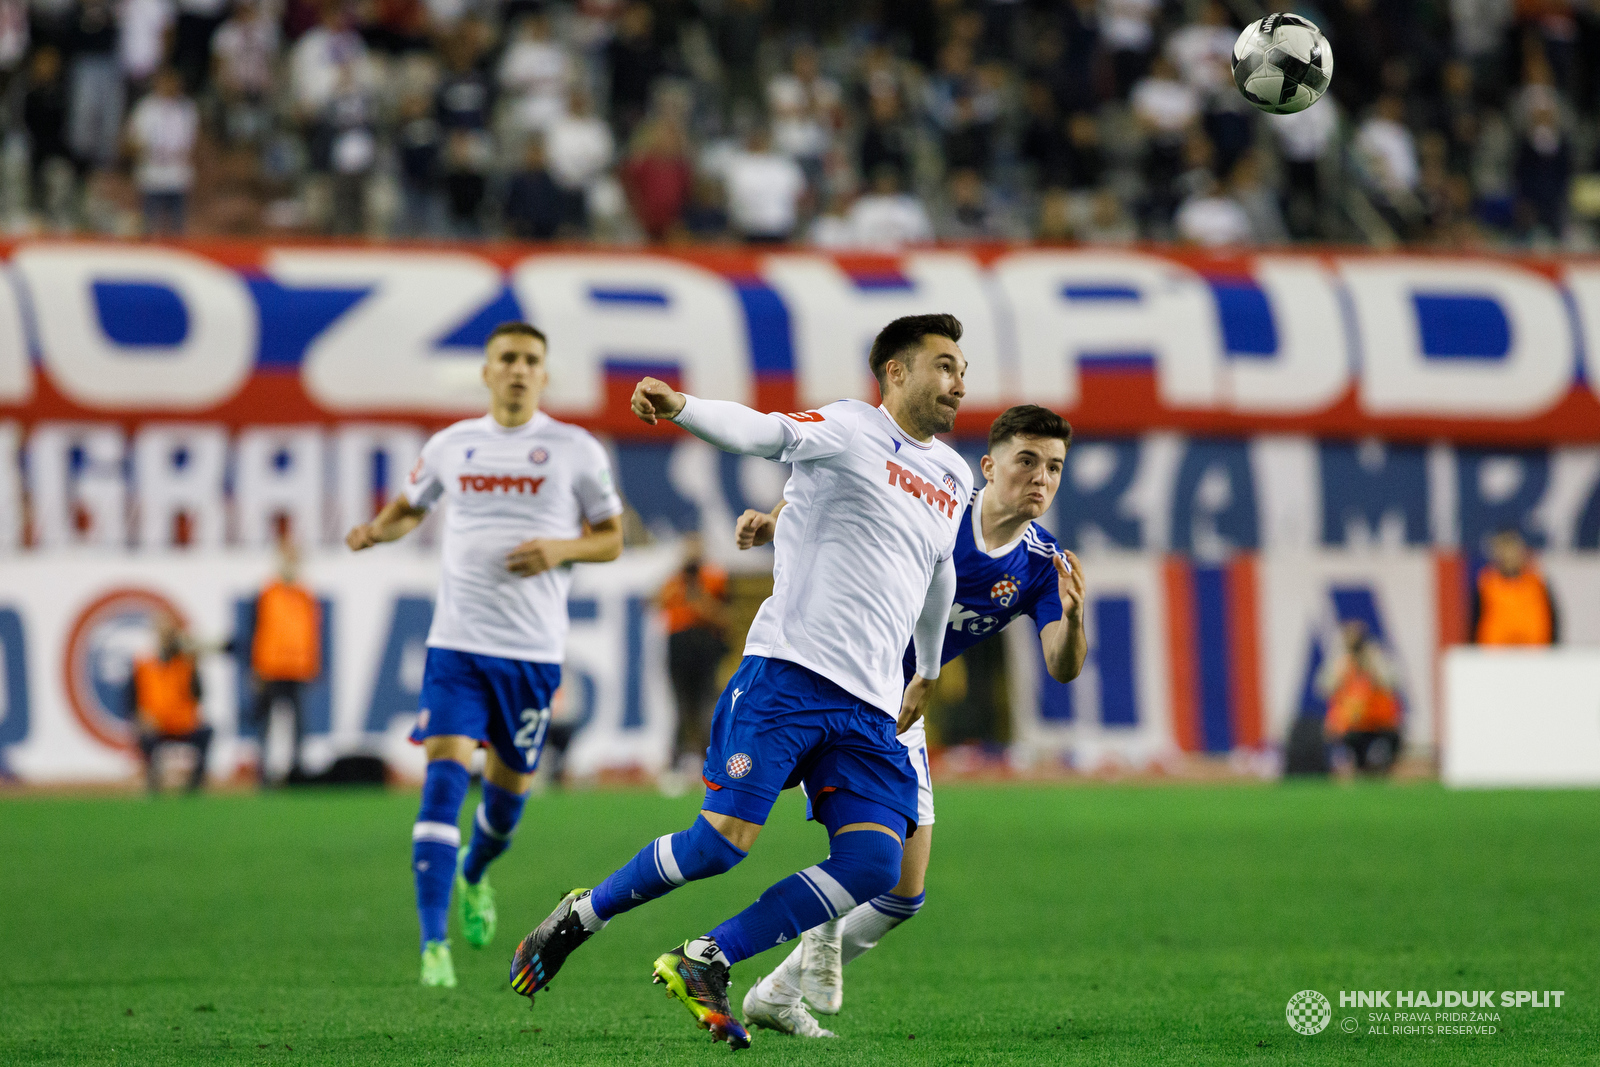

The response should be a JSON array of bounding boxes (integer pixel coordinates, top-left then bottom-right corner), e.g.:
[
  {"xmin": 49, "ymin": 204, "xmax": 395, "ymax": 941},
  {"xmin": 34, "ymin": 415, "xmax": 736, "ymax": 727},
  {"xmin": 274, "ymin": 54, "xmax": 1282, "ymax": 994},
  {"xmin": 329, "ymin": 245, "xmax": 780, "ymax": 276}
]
[
  {"xmin": 508, "ymin": 314, "xmax": 973, "ymax": 1049},
  {"xmin": 345, "ymin": 321, "xmax": 624, "ymax": 989}
]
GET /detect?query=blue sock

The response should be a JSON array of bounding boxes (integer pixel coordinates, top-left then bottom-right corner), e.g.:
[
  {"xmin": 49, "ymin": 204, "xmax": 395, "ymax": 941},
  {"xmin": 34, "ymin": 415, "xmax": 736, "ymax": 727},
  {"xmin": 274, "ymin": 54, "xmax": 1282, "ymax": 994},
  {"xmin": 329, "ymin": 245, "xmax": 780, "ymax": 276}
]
[
  {"xmin": 413, "ymin": 760, "xmax": 470, "ymax": 949},
  {"xmin": 709, "ymin": 828, "xmax": 903, "ymax": 964},
  {"xmin": 462, "ymin": 781, "xmax": 528, "ymax": 885},
  {"xmin": 590, "ymin": 815, "xmax": 747, "ymax": 920}
]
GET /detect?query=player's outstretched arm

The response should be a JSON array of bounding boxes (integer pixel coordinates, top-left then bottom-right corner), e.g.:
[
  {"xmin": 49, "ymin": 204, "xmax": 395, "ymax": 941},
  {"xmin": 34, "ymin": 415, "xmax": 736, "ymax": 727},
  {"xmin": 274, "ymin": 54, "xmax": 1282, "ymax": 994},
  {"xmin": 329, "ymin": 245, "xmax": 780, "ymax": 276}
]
[
  {"xmin": 1040, "ymin": 550, "xmax": 1088, "ymax": 683},
  {"xmin": 632, "ymin": 377, "xmax": 789, "ymax": 459},
  {"xmin": 734, "ymin": 500, "xmax": 786, "ymax": 549},
  {"xmin": 346, "ymin": 497, "xmax": 428, "ymax": 551},
  {"xmin": 506, "ymin": 515, "xmax": 624, "ymax": 577}
]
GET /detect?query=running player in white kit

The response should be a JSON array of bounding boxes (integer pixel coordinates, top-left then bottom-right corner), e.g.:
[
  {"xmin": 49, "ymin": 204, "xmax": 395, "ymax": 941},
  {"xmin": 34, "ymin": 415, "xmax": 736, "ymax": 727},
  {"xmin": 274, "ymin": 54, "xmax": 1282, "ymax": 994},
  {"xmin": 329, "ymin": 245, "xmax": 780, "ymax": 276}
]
[
  {"xmin": 344, "ymin": 321, "xmax": 624, "ymax": 988},
  {"xmin": 507, "ymin": 314, "xmax": 973, "ymax": 1049}
]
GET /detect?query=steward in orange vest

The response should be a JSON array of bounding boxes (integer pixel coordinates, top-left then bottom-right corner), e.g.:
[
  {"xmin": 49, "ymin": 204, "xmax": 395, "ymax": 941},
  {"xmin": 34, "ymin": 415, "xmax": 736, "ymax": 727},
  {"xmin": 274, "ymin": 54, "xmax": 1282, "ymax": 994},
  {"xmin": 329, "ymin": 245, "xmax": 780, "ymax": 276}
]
[
  {"xmin": 131, "ymin": 615, "xmax": 214, "ymax": 793},
  {"xmin": 1471, "ymin": 530, "xmax": 1559, "ymax": 646},
  {"xmin": 1317, "ymin": 620, "xmax": 1402, "ymax": 775},
  {"xmin": 248, "ymin": 538, "xmax": 322, "ymax": 784}
]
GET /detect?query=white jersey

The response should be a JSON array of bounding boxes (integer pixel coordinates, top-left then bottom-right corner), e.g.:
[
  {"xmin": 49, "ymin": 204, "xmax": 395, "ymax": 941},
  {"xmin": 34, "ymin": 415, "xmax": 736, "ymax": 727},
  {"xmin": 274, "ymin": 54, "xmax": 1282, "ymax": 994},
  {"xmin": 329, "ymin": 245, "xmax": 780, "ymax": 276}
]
[
  {"xmin": 403, "ymin": 412, "xmax": 623, "ymax": 663},
  {"xmin": 746, "ymin": 399, "xmax": 973, "ymax": 716}
]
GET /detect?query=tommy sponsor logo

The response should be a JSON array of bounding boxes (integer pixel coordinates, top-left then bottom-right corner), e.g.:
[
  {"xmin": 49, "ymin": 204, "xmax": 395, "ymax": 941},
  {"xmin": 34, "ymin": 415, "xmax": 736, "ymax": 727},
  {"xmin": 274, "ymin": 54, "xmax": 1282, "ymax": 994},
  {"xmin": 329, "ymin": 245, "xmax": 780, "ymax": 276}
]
[
  {"xmin": 990, "ymin": 576, "xmax": 1020, "ymax": 607},
  {"xmin": 885, "ymin": 460, "xmax": 959, "ymax": 517},
  {"xmin": 459, "ymin": 474, "xmax": 545, "ymax": 494},
  {"xmin": 726, "ymin": 752, "xmax": 753, "ymax": 779}
]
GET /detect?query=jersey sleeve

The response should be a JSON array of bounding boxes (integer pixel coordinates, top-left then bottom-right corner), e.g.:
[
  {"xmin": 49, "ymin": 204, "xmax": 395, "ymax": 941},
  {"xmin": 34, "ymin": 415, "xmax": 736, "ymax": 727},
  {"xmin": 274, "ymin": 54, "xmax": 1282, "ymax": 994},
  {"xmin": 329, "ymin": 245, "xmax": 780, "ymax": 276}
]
[
  {"xmin": 1028, "ymin": 575, "xmax": 1064, "ymax": 630},
  {"xmin": 574, "ymin": 435, "xmax": 625, "ymax": 525},
  {"xmin": 770, "ymin": 400, "xmax": 864, "ymax": 464},
  {"xmin": 401, "ymin": 434, "xmax": 446, "ymax": 511}
]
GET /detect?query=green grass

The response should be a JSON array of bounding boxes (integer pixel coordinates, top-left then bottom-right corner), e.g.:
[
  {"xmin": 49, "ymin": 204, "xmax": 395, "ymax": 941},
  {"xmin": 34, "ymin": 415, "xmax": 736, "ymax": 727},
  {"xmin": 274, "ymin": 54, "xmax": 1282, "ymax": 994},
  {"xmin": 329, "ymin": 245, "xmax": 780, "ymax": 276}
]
[{"xmin": 1, "ymin": 782, "xmax": 1594, "ymax": 1065}]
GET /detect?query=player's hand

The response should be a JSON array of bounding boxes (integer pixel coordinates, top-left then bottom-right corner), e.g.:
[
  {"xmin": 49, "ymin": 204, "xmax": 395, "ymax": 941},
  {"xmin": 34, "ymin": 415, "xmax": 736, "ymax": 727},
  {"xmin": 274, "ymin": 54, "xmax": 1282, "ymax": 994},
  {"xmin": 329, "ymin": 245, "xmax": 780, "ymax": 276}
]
[
  {"xmin": 898, "ymin": 674, "xmax": 935, "ymax": 733},
  {"xmin": 735, "ymin": 508, "xmax": 777, "ymax": 550},
  {"xmin": 1055, "ymin": 550, "xmax": 1085, "ymax": 620},
  {"xmin": 346, "ymin": 523, "xmax": 380, "ymax": 551},
  {"xmin": 631, "ymin": 376, "xmax": 686, "ymax": 425},
  {"xmin": 507, "ymin": 539, "xmax": 565, "ymax": 576}
]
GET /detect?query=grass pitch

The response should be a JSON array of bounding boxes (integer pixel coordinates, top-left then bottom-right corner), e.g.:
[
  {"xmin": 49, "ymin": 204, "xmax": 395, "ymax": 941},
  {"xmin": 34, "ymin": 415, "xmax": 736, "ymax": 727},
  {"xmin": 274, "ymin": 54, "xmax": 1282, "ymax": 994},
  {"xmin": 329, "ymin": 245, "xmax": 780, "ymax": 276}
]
[{"xmin": 1, "ymin": 781, "xmax": 1594, "ymax": 1066}]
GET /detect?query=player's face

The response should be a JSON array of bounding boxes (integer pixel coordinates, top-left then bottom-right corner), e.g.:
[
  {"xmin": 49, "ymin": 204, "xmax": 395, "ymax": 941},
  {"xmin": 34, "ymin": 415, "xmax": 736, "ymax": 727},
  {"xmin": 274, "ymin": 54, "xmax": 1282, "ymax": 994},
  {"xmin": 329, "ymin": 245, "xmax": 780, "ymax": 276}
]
[
  {"xmin": 982, "ymin": 434, "xmax": 1067, "ymax": 520},
  {"xmin": 894, "ymin": 336, "xmax": 967, "ymax": 436},
  {"xmin": 482, "ymin": 334, "xmax": 549, "ymax": 410}
]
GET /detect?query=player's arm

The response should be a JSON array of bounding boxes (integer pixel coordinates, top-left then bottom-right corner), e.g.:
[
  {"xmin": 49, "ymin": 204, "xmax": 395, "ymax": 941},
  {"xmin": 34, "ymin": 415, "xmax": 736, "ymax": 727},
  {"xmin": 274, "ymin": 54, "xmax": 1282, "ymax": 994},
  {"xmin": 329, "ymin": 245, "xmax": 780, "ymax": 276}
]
[
  {"xmin": 506, "ymin": 515, "xmax": 624, "ymax": 577},
  {"xmin": 898, "ymin": 554, "xmax": 958, "ymax": 733},
  {"xmin": 1039, "ymin": 549, "xmax": 1088, "ymax": 683},
  {"xmin": 345, "ymin": 495, "xmax": 428, "ymax": 551},
  {"xmin": 735, "ymin": 499, "xmax": 787, "ymax": 549},
  {"xmin": 632, "ymin": 378, "xmax": 788, "ymax": 456}
]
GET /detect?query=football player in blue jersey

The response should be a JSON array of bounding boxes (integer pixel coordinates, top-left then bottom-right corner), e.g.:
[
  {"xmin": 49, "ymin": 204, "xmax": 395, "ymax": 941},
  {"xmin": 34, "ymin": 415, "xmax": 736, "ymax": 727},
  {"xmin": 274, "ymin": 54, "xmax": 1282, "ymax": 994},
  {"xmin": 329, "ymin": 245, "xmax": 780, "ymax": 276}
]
[{"xmin": 734, "ymin": 403, "xmax": 1086, "ymax": 1037}]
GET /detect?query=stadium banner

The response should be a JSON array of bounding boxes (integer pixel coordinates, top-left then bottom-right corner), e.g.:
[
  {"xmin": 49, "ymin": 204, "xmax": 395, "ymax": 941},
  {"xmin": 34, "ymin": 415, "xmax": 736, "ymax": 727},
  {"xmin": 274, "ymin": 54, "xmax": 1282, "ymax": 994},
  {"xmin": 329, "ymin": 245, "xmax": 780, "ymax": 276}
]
[
  {"xmin": 0, "ymin": 545, "xmax": 678, "ymax": 785},
  {"xmin": 3, "ymin": 241, "xmax": 1600, "ymax": 448}
]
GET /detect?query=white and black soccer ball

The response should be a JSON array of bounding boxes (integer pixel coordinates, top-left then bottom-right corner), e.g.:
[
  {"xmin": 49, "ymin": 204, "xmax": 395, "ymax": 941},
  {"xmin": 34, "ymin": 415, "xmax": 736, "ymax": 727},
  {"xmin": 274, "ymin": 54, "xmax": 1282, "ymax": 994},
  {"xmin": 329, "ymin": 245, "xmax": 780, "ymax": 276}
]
[{"xmin": 1231, "ymin": 13, "xmax": 1333, "ymax": 115}]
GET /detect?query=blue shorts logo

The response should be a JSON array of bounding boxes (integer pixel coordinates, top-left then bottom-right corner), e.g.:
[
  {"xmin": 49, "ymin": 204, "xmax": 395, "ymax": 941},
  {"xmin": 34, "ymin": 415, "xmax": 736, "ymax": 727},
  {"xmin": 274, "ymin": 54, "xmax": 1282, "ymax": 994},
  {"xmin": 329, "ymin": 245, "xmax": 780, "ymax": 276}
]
[{"xmin": 726, "ymin": 752, "xmax": 753, "ymax": 779}]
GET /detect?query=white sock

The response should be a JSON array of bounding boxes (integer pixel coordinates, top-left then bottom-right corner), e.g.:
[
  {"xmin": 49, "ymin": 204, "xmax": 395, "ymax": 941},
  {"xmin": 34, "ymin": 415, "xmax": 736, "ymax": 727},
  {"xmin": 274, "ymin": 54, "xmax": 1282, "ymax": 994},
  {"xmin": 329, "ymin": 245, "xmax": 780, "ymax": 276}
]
[
  {"xmin": 758, "ymin": 945, "xmax": 806, "ymax": 1003},
  {"xmin": 840, "ymin": 892, "xmax": 923, "ymax": 966},
  {"xmin": 574, "ymin": 893, "xmax": 606, "ymax": 933}
]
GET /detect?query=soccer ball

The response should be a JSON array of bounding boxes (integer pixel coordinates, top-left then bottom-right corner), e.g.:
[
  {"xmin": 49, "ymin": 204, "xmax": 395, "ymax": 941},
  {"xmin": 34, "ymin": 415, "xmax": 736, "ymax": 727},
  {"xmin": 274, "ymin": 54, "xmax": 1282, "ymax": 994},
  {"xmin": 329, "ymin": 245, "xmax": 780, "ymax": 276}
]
[{"xmin": 1231, "ymin": 13, "xmax": 1333, "ymax": 115}]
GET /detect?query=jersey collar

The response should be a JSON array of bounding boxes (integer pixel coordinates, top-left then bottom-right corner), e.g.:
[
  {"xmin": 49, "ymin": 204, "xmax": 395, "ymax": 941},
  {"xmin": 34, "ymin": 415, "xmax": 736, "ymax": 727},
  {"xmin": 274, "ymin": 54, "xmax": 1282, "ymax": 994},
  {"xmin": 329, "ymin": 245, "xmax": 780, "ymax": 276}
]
[
  {"xmin": 970, "ymin": 488, "xmax": 1031, "ymax": 559},
  {"xmin": 482, "ymin": 411, "xmax": 548, "ymax": 435},
  {"xmin": 877, "ymin": 405, "xmax": 934, "ymax": 450}
]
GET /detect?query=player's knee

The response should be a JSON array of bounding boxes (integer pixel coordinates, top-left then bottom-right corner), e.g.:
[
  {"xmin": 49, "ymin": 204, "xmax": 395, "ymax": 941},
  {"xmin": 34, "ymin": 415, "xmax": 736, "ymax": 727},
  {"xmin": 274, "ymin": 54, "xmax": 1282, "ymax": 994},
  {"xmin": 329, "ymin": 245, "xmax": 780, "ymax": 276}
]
[
  {"xmin": 819, "ymin": 827, "xmax": 904, "ymax": 909},
  {"xmin": 668, "ymin": 815, "xmax": 749, "ymax": 882}
]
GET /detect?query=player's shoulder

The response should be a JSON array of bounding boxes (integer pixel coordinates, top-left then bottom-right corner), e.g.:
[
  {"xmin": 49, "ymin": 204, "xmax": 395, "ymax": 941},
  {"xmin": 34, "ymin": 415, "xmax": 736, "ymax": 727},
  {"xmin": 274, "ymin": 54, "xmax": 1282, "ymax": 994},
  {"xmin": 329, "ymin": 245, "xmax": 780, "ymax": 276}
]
[
  {"xmin": 424, "ymin": 416, "xmax": 492, "ymax": 448},
  {"xmin": 929, "ymin": 439, "xmax": 975, "ymax": 487},
  {"xmin": 1020, "ymin": 521, "xmax": 1061, "ymax": 564},
  {"xmin": 810, "ymin": 398, "xmax": 873, "ymax": 423},
  {"xmin": 535, "ymin": 413, "xmax": 606, "ymax": 448}
]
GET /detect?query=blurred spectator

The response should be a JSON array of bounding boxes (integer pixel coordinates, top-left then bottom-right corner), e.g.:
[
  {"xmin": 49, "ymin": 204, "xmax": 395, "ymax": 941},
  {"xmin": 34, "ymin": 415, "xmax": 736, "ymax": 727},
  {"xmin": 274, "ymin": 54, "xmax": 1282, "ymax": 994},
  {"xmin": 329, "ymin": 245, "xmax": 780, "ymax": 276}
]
[
  {"xmin": 620, "ymin": 117, "xmax": 691, "ymax": 242},
  {"xmin": 248, "ymin": 537, "xmax": 321, "ymax": 785},
  {"xmin": 1078, "ymin": 187, "xmax": 1137, "ymax": 243},
  {"xmin": 1102, "ymin": 0, "xmax": 1158, "ymax": 98},
  {"xmin": 656, "ymin": 533, "xmax": 729, "ymax": 779},
  {"xmin": 1168, "ymin": 0, "xmax": 1252, "ymax": 177},
  {"xmin": 1132, "ymin": 54, "xmax": 1198, "ymax": 228},
  {"xmin": 806, "ymin": 188, "xmax": 858, "ymax": 247},
  {"xmin": 442, "ymin": 129, "xmax": 489, "ymax": 236},
  {"xmin": 1472, "ymin": 528, "xmax": 1559, "ymax": 646},
  {"xmin": 1514, "ymin": 98, "xmax": 1571, "ymax": 240},
  {"xmin": 850, "ymin": 164, "xmax": 934, "ymax": 247},
  {"xmin": 712, "ymin": 0, "xmax": 765, "ymax": 118},
  {"xmin": 504, "ymin": 136, "xmax": 562, "ymax": 239},
  {"xmin": 1357, "ymin": 95, "xmax": 1421, "ymax": 207},
  {"xmin": 605, "ymin": 2, "xmax": 667, "ymax": 137},
  {"xmin": 174, "ymin": 0, "xmax": 229, "ymax": 92},
  {"xmin": 1269, "ymin": 98, "xmax": 1339, "ymax": 239},
  {"xmin": 126, "ymin": 67, "xmax": 198, "ymax": 235},
  {"xmin": 131, "ymin": 613, "xmax": 213, "ymax": 794},
  {"xmin": 360, "ymin": 0, "xmax": 432, "ymax": 55},
  {"xmin": 768, "ymin": 43, "xmax": 842, "ymax": 189},
  {"xmin": 681, "ymin": 172, "xmax": 728, "ymax": 241},
  {"xmin": 0, "ymin": 0, "xmax": 25, "ymax": 95},
  {"xmin": 1021, "ymin": 82, "xmax": 1103, "ymax": 192},
  {"xmin": 1229, "ymin": 151, "xmax": 1288, "ymax": 245},
  {"xmin": 723, "ymin": 125, "xmax": 804, "ymax": 243},
  {"xmin": 119, "ymin": 0, "xmax": 174, "ymax": 92},
  {"xmin": 546, "ymin": 86, "xmax": 614, "ymax": 233},
  {"xmin": 1318, "ymin": 620, "xmax": 1402, "ymax": 777},
  {"xmin": 66, "ymin": 0, "xmax": 125, "ymax": 171},
  {"xmin": 499, "ymin": 10, "xmax": 572, "ymax": 136},
  {"xmin": 22, "ymin": 45, "xmax": 71, "ymax": 215},
  {"xmin": 322, "ymin": 66, "xmax": 378, "ymax": 234},
  {"xmin": 858, "ymin": 90, "xmax": 913, "ymax": 188},
  {"xmin": 937, "ymin": 166, "xmax": 1005, "ymax": 241},
  {"xmin": 435, "ymin": 28, "xmax": 492, "ymax": 132},
  {"xmin": 395, "ymin": 91, "xmax": 443, "ymax": 235},
  {"xmin": 1175, "ymin": 173, "xmax": 1251, "ymax": 246},
  {"xmin": 212, "ymin": 0, "xmax": 281, "ymax": 146},
  {"xmin": 291, "ymin": 4, "xmax": 372, "ymax": 120}
]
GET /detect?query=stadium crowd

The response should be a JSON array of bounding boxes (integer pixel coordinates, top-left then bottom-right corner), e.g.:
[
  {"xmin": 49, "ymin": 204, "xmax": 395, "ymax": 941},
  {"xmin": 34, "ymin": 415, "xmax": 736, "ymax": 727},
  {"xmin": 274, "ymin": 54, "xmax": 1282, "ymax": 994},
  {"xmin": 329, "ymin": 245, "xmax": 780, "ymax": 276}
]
[{"xmin": 2, "ymin": 0, "xmax": 1599, "ymax": 248}]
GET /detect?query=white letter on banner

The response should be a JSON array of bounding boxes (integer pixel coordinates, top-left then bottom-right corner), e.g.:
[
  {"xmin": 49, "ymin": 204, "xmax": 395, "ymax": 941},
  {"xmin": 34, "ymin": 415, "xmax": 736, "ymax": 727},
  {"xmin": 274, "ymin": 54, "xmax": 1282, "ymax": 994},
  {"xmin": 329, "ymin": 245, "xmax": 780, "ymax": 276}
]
[
  {"xmin": 0, "ymin": 421, "xmax": 21, "ymax": 552},
  {"xmin": 28, "ymin": 423, "xmax": 127, "ymax": 547},
  {"xmin": 510, "ymin": 255, "xmax": 750, "ymax": 412},
  {"xmin": 761, "ymin": 253, "xmax": 1003, "ymax": 408},
  {"xmin": 333, "ymin": 424, "xmax": 424, "ymax": 533},
  {"xmin": 994, "ymin": 251, "xmax": 1222, "ymax": 409},
  {"xmin": 269, "ymin": 250, "xmax": 504, "ymax": 412},
  {"xmin": 1340, "ymin": 259, "xmax": 1572, "ymax": 417},
  {"xmin": 132, "ymin": 424, "xmax": 228, "ymax": 549},
  {"xmin": 0, "ymin": 265, "xmax": 32, "ymax": 404},
  {"xmin": 1226, "ymin": 258, "xmax": 1349, "ymax": 412},
  {"xmin": 235, "ymin": 427, "xmax": 325, "ymax": 547},
  {"xmin": 1559, "ymin": 267, "xmax": 1600, "ymax": 403},
  {"xmin": 16, "ymin": 245, "xmax": 255, "ymax": 409}
]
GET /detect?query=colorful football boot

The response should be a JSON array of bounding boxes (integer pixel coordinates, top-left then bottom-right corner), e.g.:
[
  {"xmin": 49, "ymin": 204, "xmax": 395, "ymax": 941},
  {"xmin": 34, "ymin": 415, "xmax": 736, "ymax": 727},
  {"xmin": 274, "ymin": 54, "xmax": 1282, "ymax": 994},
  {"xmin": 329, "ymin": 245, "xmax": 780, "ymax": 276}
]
[
  {"xmin": 509, "ymin": 888, "xmax": 602, "ymax": 1002},
  {"xmin": 651, "ymin": 938, "xmax": 751, "ymax": 1050}
]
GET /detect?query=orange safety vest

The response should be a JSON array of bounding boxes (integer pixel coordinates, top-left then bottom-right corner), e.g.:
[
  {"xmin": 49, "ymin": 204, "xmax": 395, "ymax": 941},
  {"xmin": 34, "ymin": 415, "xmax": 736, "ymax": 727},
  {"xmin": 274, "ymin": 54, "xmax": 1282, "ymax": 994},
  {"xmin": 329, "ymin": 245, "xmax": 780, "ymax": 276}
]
[
  {"xmin": 252, "ymin": 581, "xmax": 321, "ymax": 681},
  {"xmin": 1325, "ymin": 667, "xmax": 1401, "ymax": 735},
  {"xmin": 659, "ymin": 566, "xmax": 729, "ymax": 636},
  {"xmin": 1475, "ymin": 566, "xmax": 1553, "ymax": 646},
  {"xmin": 134, "ymin": 655, "xmax": 201, "ymax": 736}
]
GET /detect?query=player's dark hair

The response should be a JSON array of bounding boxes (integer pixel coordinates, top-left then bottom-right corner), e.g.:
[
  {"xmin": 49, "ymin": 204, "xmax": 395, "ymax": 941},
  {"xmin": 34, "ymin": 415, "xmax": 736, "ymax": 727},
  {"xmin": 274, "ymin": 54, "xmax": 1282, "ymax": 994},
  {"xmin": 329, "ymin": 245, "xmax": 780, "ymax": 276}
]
[
  {"xmin": 987, "ymin": 405, "xmax": 1074, "ymax": 452},
  {"xmin": 868, "ymin": 314, "xmax": 963, "ymax": 391},
  {"xmin": 485, "ymin": 321, "xmax": 548, "ymax": 348}
]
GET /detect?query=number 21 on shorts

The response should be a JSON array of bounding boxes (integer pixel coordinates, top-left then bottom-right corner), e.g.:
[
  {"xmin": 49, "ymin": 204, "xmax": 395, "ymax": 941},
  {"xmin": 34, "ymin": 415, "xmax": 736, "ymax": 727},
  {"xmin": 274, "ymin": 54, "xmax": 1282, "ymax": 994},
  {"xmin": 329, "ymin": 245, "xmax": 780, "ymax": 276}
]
[{"xmin": 514, "ymin": 706, "xmax": 552, "ymax": 762}]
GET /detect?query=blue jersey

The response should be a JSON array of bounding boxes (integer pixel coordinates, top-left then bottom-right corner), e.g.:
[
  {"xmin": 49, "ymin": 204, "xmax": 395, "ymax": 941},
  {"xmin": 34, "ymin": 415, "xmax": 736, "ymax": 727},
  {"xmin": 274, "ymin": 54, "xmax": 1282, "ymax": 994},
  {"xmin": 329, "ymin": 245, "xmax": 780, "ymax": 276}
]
[{"xmin": 902, "ymin": 489, "xmax": 1065, "ymax": 681}]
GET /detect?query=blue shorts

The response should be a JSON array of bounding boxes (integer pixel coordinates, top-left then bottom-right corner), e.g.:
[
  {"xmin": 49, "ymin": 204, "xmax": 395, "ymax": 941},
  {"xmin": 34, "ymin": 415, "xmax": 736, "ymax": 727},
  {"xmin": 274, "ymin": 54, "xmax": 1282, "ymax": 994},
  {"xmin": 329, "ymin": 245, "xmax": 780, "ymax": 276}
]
[
  {"xmin": 700, "ymin": 656, "xmax": 919, "ymax": 836},
  {"xmin": 411, "ymin": 648, "xmax": 561, "ymax": 775}
]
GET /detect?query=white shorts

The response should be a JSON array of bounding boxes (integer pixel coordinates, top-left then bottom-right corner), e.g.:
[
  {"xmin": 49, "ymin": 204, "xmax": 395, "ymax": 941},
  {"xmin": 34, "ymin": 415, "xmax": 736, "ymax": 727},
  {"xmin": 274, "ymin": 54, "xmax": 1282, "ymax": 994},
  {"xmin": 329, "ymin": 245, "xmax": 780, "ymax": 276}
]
[{"xmin": 898, "ymin": 719, "xmax": 935, "ymax": 826}]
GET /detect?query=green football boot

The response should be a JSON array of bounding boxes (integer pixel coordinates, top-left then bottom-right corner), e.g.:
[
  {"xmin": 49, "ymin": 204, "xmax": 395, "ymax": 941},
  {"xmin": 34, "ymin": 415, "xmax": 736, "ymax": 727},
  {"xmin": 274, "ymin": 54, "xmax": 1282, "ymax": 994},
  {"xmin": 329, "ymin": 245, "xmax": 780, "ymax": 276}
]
[
  {"xmin": 456, "ymin": 869, "xmax": 497, "ymax": 948},
  {"xmin": 421, "ymin": 940, "xmax": 457, "ymax": 988}
]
